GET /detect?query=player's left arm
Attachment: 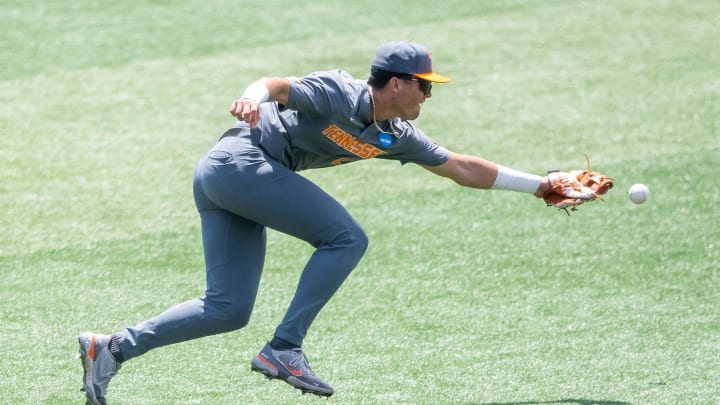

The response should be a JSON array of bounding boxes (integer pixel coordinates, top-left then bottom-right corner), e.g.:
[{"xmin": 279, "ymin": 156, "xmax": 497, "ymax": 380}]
[
  {"xmin": 229, "ymin": 77, "xmax": 291, "ymax": 127},
  {"xmin": 422, "ymin": 152, "xmax": 551, "ymax": 198}
]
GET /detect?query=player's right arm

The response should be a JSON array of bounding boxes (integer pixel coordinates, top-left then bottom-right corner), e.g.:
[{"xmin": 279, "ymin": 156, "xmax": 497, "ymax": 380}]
[
  {"xmin": 423, "ymin": 152, "xmax": 551, "ymax": 198},
  {"xmin": 229, "ymin": 77, "xmax": 290, "ymax": 127}
]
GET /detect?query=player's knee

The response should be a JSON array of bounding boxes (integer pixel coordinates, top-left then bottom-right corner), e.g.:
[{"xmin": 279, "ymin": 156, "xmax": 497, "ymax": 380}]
[
  {"xmin": 352, "ymin": 223, "xmax": 369, "ymax": 255},
  {"xmin": 226, "ymin": 307, "xmax": 252, "ymax": 330},
  {"xmin": 203, "ymin": 298, "xmax": 253, "ymax": 330},
  {"xmin": 216, "ymin": 305, "xmax": 252, "ymax": 330},
  {"xmin": 337, "ymin": 220, "xmax": 369, "ymax": 257}
]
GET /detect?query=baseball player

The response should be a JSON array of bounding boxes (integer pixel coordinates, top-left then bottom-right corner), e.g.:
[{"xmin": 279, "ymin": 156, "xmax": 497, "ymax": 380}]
[{"xmin": 78, "ymin": 41, "xmax": 555, "ymax": 403}]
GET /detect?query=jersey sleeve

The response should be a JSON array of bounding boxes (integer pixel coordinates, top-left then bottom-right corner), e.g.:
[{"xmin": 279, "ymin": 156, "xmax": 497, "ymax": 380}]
[
  {"xmin": 380, "ymin": 120, "xmax": 451, "ymax": 166},
  {"xmin": 284, "ymin": 70, "xmax": 354, "ymax": 116}
]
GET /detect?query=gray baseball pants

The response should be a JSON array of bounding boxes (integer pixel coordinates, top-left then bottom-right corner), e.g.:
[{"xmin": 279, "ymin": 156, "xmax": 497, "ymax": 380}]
[{"xmin": 116, "ymin": 128, "xmax": 368, "ymax": 360}]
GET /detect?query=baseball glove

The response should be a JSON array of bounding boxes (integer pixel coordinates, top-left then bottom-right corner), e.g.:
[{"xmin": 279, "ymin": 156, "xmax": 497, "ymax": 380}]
[{"xmin": 543, "ymin": 155, "xmax": 614, "ymax": 214}]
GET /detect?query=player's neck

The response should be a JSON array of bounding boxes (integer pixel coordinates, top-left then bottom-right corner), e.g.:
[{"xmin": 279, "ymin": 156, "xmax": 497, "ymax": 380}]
[{"xmin": 368, "ymin": 86, "xmax": 395, "ymax": 122}]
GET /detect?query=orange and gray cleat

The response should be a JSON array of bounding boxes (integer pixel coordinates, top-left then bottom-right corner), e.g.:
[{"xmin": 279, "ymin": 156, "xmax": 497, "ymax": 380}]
[
  {"xmin": 251, "ymin": 342, "xmax": 334, "ymax": 397},
  {"xmin": 78, "ymin": 332, "xmax": 121, "ymax": 405}
]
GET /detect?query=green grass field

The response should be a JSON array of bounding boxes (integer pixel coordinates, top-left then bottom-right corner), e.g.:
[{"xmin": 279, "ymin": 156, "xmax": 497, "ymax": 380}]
[{"xmin": 2, "ymin": 1, "xmax": 718, "ymax": 404}]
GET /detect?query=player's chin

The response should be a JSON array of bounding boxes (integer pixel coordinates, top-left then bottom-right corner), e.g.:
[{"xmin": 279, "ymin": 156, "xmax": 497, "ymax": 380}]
[{"xmin": 406, "ymin": 106, "xmax": 422, "ymax": 120}]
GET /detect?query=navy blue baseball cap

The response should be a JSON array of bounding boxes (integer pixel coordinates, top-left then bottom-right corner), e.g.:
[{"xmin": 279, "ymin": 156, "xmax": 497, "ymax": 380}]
[{"xmin": 371, "ymin": 41, "xmax": 450, "ymax": 83}]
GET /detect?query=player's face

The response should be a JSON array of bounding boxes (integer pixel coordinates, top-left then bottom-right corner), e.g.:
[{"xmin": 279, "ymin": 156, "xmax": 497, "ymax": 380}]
[{"xmin": 396, "ymin": 77, "xmax": 432, "ymax": 120}]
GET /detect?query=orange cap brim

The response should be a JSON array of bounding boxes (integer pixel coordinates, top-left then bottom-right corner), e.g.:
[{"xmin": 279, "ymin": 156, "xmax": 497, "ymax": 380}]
[{"xmin": 414, "ymin": 72, "xmax": 450, "ymax": 83}]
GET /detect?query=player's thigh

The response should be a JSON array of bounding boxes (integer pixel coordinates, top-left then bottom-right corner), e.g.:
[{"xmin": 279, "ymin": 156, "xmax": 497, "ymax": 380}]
[
  {"xmin": 252, "ymin": 172, "xmax": 363, "ymax": 247},
  {"xmin": 222, "ymin": 163, "xmax": 362, "ymax": 247},
  {"xmin": 199, "ymin": 208, "xmax": 266, "ymax": 302},
  {"xmin": 196, "ymin": 141, "xmax": 363, "ymax": 247}
]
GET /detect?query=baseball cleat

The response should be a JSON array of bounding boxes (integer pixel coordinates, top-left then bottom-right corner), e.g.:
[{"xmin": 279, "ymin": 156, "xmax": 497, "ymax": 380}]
[
  {"xmin": 251, "ymin": 342, "xmax": 334, "ymax": 397},
  {"xmin": 78, "ymin": 332, "xmax": 121, "ymax": 405}
]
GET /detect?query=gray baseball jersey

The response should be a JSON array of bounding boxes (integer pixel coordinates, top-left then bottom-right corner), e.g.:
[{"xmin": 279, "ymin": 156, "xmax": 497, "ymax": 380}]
[{"xmin": 233, "ymin": 69, "xmax": 450, "ymax": 171}]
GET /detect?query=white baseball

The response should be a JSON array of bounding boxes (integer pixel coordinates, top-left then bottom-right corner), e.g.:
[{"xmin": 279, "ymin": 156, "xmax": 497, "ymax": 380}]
[{"xmin": 628, "ymin": 183, "xmax": 650, "ymax": 204}]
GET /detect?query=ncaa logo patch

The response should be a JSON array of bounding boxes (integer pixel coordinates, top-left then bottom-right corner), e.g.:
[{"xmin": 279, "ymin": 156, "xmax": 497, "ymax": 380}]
[{"xmin": 378, "ymin": 132, "xmax": 393, "ymax": 147}]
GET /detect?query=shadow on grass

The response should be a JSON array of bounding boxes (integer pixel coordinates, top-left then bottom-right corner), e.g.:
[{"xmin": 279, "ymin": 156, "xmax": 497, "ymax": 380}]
[{"xmin": 470, "ymin": 399, "xmax": 631, "ymax": 405}]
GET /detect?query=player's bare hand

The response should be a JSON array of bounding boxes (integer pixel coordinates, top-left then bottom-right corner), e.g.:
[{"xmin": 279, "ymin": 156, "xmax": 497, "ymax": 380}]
[{"xmin": 230, "ymin": 98, "xmax": 261, "ymax": 128}]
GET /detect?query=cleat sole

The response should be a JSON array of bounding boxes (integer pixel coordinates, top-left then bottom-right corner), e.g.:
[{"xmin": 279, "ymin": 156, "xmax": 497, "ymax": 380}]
[{"xmin": 251, "ymin": 366, "xmax": 333, "ymax": 397}]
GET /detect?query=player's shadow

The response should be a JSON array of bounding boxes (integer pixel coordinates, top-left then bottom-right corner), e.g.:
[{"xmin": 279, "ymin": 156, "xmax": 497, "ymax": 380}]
[{"xmin": 469, "ymin": 399, "xmax": 631, "ymax": 405}]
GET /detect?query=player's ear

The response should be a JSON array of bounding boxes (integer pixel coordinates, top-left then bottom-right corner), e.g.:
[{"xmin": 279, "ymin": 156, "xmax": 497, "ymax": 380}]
[{"xmin": 389, "ymin": 76, "xmax": 403, "ymax": 92}]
